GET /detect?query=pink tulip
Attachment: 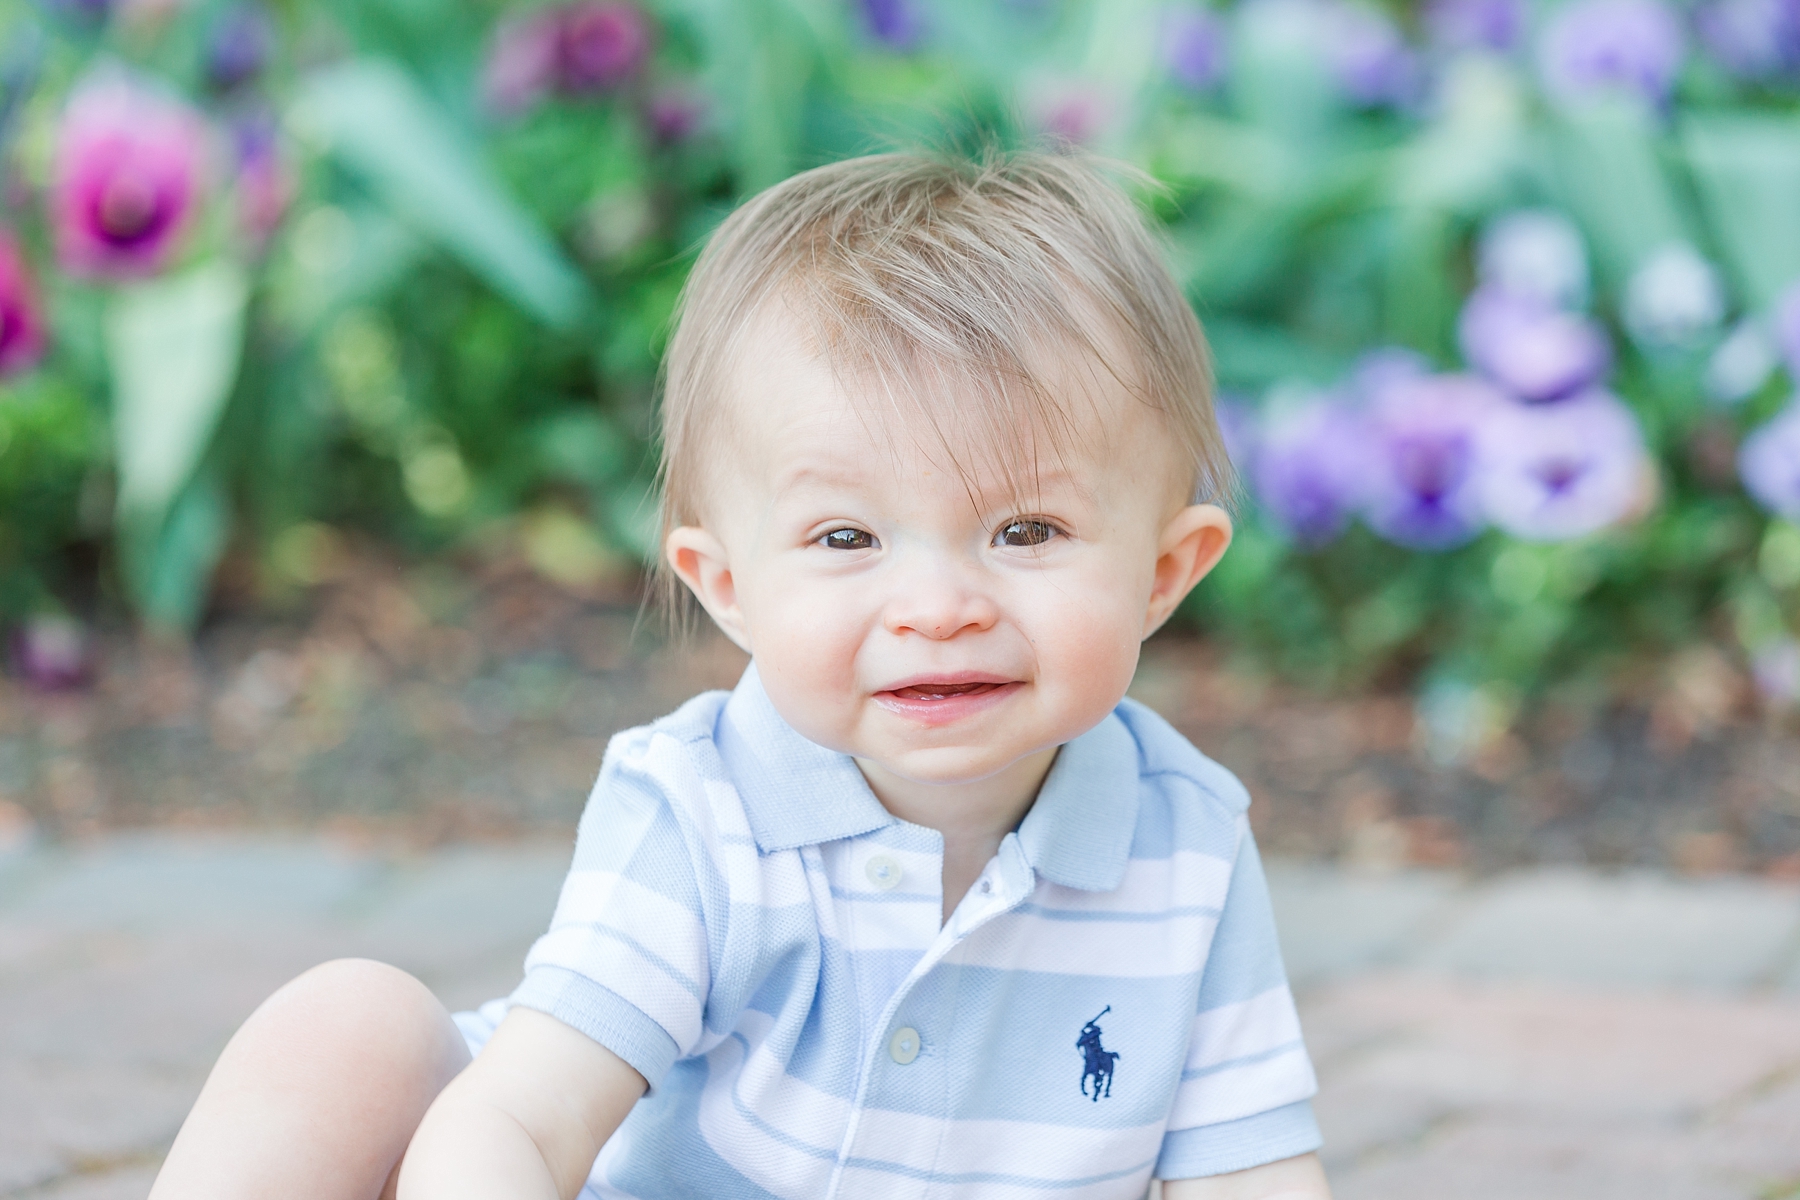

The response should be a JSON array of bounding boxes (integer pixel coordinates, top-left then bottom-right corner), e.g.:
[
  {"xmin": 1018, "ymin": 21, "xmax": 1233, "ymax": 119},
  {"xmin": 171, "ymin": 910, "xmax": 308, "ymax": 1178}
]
[
  {"xmin": 555, "ymin": 2, "xmax": 650, "ymax": 94},
  {"xmin": 52, "ymin": 74, "xmax": 209, "ymax": 279},
  {"xmin": 0, "ymin": 230, "xmax": 46, "ymax": 377},
  {"xmin": 483, "ymin": 9, "xmax": 561, "ymax": 115}
]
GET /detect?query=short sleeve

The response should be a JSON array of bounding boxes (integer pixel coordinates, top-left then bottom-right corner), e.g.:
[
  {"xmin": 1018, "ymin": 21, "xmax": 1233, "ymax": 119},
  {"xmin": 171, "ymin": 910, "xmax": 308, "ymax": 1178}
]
[
  {"xmin": 1156, "ymin": 825, "xmax": 1322, "ymax": 1178},
  {"xmin": 509, "ymin": 730, "xmax": 712, "ymax": 1091}
]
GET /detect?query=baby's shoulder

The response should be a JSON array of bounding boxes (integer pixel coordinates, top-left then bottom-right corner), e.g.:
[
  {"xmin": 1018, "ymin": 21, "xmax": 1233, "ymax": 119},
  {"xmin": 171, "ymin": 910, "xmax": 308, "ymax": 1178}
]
[
  {"xmin": 588, "ymin": 688, "xmax": 737, "ymax": 813},
  {"xmin": 1112, "ymin": 696, "xmax": 1252, "ymax": 818}
]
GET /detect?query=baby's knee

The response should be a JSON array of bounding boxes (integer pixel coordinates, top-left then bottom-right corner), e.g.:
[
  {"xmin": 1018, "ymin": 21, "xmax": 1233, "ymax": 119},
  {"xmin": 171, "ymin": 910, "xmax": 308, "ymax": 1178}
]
[{"xmin": 252, "ymin": 958, "xmax": 466, "ymax": 1084}]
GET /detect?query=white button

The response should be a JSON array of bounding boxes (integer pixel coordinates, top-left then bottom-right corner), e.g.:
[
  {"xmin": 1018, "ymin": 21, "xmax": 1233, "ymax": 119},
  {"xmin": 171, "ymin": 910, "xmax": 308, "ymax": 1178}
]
[
  {"xmin": 978, "ymin": 879, "xmax": 992, "ymax": 894},
  {"xmin": 865, "ymin": 855, "xmax": 903, "ymax": 890},
  {"xmin": 889, "ymin": 1026, "xmax": 921, "ymax": 1064}
]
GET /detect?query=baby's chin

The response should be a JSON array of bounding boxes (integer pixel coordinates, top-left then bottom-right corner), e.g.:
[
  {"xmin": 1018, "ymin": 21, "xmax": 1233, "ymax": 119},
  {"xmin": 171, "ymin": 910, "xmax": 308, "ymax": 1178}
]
[{"xmin": 853, "ymin": 741, "xmax": 1050, "ymax": 788}]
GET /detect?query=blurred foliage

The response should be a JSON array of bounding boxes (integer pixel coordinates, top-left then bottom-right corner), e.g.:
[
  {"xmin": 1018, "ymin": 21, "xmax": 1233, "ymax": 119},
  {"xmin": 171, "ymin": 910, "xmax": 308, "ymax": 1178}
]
[{"xmin": 0, "ymin": 0, "xmax": 1798, "ymax": 713}]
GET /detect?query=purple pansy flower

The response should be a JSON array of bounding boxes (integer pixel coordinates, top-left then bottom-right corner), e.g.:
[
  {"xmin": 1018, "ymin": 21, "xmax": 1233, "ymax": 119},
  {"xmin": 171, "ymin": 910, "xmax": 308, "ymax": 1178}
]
[
  {"xmin": 9, "ymin": 614, "xmax": 91, "ymax": 691},
  {"xmin": 1425, "ymin": 0, "xmax": 1526, "ymax": 53},
  {"xmin": 1696, "ymin": 0, "xmax": 1800, "ymax": 79},
  {"xmin": 1165, "ymin": 7, "xmax": 1228, "ymax": 91},
  {"xmin": 0, "ymin": 230, "xmax": 46, "ymax": 378},
  {"xmin": 861, "ymin": 0, "xmax": 926, "ymax": 49},
  {"xmin": 1349, "ymin": 345, "xmax": 1432, "ymax": 401},
  {"xmin": 1478, "ymin": 209, "xmax": 1590, "ymax": 309},
  {"xmin": 1360, "ymin": 373, "xmax": 1504, "ymax": 549},
  {"xmin": 1476, "ymin": 389, "xmax": 1648, "ymax": 540},
  {"xmin": 1216, "ymin": 394, "xmax": 1260, "ymax": 470},
  {"xmin": 555, "ymin": 1, "xmax": 651, "ymax": 93},
  {"xmin": 1459, "ymin": 285, "xmax": 1612, "ymax": 403},
  {"xmin": 1252, "ymin": 396, "xmax": 1370, "ymax": 545},
  {"xmin": 1739, "ymin": 400, "xmax": 1800, "ymax": 519},
  {"xmin": 1539, "ymin": 0, "xmax": 1686, "ymax": 107},
  {"xmin": 1622, "ymin": 242, "xmax": 1725, "ymax": 348},
  {"xmin": 206, "ymin": 3, "xmax": 273, "ymax": 91},
  {"xmin": 1752, "ymin": 637, "xmax": 1800, "ymax": 708},
  {"xmin": 1774, "ymin": 280, "xmax": 1800, "ymax": 380},
  {"xmin": 1327, "ymin": 3, "xmax": 1420, "ymax": 107},
  {"xmin": 52, "ymin": 74, "xmax": 208, "ymax": 279}
]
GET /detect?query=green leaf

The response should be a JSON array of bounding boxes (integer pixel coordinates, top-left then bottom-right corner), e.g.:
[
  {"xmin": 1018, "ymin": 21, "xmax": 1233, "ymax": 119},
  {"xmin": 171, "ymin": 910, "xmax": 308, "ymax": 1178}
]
[
  {"xmin": 126, "ymin": 473, "xmax": 231, "ymax": 633},
  {"xmin": 1548, "ymin": 101, "xmax": 1690, "ymax": 285},
  {"xmin": 1680, "ymin": 113, "xmax": 1800, "ymax": 311},
  {"xmin": 108, "ymin": 260, "xmax": 250, "ymax": 522},
  {"xmin": 294, "ymin": 58, "xmax": 589, "ymax": 327}
]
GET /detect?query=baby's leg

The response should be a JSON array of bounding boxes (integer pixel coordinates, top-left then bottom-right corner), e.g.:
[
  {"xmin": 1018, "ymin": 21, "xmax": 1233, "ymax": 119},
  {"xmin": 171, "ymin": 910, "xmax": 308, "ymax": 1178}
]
[{"xmin": 148, "ymin": 958, "xmax": 470, "ymax": 1200}]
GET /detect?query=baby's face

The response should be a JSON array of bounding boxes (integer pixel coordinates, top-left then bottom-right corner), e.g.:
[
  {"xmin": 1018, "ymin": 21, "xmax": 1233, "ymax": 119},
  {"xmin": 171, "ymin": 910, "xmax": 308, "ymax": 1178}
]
[{"xmin": 667, "ymin": 309, "xmax": 1230, "ymax": 789}]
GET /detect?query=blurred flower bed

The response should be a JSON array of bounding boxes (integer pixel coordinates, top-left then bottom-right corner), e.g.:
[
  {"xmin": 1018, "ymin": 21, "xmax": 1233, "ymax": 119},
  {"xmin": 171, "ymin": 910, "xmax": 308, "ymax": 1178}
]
[
  {"xmin": 1, "ymin": 548, "xmax": 1796, "ymax": 875},
  {"xmin": 1, "ymin": 0, "xmax": 1799, "ymax": 749}
]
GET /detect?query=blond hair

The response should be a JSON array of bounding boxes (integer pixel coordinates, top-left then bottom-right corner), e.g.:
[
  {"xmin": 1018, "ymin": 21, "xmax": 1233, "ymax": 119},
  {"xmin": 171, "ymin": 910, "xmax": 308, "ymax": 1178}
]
[{"xmin": 655, "ymin": 149, "xmax": 1229, "ymax": 595}]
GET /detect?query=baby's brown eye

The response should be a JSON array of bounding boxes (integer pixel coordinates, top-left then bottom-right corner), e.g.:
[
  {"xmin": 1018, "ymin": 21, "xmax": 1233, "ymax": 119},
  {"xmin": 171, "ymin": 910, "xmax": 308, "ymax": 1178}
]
[
  {"xmin": 822, "ymin": 528, "xmax": 876, "ymax": 550},
  {"xmin": 996, "ymin": 520, "xmax": 1058, "ymax": 548}
]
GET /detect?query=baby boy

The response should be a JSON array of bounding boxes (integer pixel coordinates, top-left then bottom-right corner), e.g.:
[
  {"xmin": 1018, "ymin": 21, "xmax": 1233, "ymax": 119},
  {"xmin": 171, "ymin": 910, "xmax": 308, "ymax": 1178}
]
[{"xmin": 148, "ymin": 151, "xmax": 1330, "ymax": 1200}]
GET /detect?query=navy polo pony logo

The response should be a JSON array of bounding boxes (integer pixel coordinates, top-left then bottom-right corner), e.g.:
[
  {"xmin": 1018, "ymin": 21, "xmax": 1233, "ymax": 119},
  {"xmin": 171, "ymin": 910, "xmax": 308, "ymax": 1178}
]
[{"xmin": 1077, "ymin": 1007, "xmax": 1120, "ymax": 1101}]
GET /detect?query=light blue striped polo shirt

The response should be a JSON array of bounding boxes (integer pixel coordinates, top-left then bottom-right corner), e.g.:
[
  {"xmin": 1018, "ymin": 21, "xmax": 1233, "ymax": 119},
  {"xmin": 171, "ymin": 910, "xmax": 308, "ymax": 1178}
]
[{"xmin": 460, "ymin": 664, "xmax": 1320, "ymax": 1198}]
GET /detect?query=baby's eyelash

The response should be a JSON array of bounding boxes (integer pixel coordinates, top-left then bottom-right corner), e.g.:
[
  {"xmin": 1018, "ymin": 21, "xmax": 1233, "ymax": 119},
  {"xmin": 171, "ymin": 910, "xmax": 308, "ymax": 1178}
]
[
  {"xmin": 820, "ymin": 528, "xmax": 878, "ymax": 550},
  {"xmin": 993, "ymin": 519, "xmax": 1060, "ymax": 548}
]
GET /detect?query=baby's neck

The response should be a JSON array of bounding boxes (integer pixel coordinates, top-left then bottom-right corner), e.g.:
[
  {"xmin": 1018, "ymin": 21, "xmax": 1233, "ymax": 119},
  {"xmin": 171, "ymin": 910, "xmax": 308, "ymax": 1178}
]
[{"xmin": 854, "ymin": 747, "xmax": 1059, "ymax": 925}]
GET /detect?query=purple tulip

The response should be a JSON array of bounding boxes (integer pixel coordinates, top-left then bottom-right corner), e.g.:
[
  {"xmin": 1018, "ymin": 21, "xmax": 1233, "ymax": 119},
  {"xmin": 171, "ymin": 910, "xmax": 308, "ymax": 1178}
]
[
  {"xmin": 1458, "ymin": 285, "xmax": 1612, "ymax": 403},
  {"xmin": 1327, "ymin": 3, "xmax": 1420, "ymax": 107},
  {"xmin": 9, "ymin": 614, "xmax": 91, "ymax": 691},
  {"xmin": 1165, "ymin": 7, "xmax": 1228, "ymax": 91},
  {"xmin": 1252, "ymin": 396, "xmax": 1370, "ymax": 545},
  {"xmin": 0, "ymin": 230, "xmax": 46, "ymax": 378},
  {"xmin": 645, "ymin": 86, "xmax": 706, "ymax": 144},
  {"xmin": 1424, "ymin": 0, "xmax": 1527, "ymax": 53},
  {"xmin": 1539, "ymin": 0, "xmax": 1686, "ymax": 106},
  {"xmin": 1360, "ymin": 373, "xmax": 1504, "ymax": 549},
  {"xmin": 1739, "ymin": 400, "xmax": 1800, "ymax": 520},
  {"xmin": 1696, "ymin": 0, "xmax": 1800, "ymax": 79},
  {"xmin": 555, "ymin": 1, "xmax": 651, "ymax": 93},
  {"xmin": 1478, "ymin": 210, "xmax": 1589, "ymax": 310},
  {"xmin": 483, "ymin": 11, "xmax": 561, "ymax": 115},
  {"xmin": 206, "ymin": 3, "xmax": 274, "ymax": 91},
  {"xmin": 1476, "ymin": 389, "xmax": 1647, "ymax": 540},
  {"xmin": 52, "ymin": 74, "xmax": 207, "ymax": 279},
  {"xmin": 1774, "ymin": 280, "xmax": 1800, "ymax": 379},
  {"xmin": 861, "ymin": 0, "xmax": 926, "ymax": 49}
]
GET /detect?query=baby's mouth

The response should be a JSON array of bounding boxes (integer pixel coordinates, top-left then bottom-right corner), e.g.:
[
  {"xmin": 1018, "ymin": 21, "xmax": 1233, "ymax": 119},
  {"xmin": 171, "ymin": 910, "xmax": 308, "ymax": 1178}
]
[{"xmin": 889, "ymin": 681, "xmax": 1008, "ymax": 702}]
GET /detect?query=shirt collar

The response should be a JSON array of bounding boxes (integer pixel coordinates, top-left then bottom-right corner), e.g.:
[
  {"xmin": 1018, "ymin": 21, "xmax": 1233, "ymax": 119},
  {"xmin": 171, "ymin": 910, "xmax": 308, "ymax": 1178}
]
[
  {"xmin": 719, "ymin": 664, "xmax": 1142, "ymax": 892},
  {"xmin": 718, "ymin": 664, "xmax": 895, "ymax": 853},
  {"xmin": 1015, "ymin": 710, "xmax": 1140, "ymax": 892}
]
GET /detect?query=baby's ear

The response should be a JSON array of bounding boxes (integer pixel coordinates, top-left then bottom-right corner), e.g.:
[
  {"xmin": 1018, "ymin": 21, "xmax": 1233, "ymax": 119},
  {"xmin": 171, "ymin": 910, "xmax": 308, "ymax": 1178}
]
[
  {"xmin": 665, "ymin": 526, "xmax": 751, "ymax": 651},
  {"xmin": 1143, "ymin": 504, "xmax": 1232, "ymax": 637}
]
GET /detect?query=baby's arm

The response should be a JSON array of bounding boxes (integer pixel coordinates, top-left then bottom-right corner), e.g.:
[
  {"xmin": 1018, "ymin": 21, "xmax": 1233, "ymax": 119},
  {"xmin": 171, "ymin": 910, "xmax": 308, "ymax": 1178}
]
[
  {"xmin": 397, "ymin": 1007, "xmax": 646, "ymax": 1200},
  {"xmin": 1162, "ymin": 1152, "xmax": 1332, "ymax": 1199}
]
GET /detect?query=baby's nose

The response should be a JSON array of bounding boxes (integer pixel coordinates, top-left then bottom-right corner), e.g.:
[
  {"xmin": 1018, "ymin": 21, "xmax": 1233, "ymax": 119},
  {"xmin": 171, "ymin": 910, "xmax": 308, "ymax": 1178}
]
[{"xmin": 881, "ymin": 572, "xmax": 999, "ymax": 640}]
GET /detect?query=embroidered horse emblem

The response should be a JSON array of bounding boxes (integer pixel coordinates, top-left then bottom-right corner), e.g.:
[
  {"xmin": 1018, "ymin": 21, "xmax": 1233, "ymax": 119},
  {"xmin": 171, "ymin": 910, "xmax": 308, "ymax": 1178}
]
[{"xmin": 1077, "ymin": 1006, "xmax": 1120, "ymax": 1101}]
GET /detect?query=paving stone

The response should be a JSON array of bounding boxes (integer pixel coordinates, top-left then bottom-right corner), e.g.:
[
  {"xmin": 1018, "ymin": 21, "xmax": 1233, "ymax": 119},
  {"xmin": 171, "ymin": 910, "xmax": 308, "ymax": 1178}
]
[
  {"xmin": 1265, "ymin": 862, "xmax": 1462, "ymax": 987},
  {"xmin": 28, "ymin": 1164, "xmax": 161, "ymax": 1200},
  {"xmin": 0, "ymin": 833, "xmax": 385, "ymax": 934},
  {"xmin": 1303, "ymin": 974, "xmax": 1800, "ymax": 1194},
  {"xmin": 1406, "ymin": 868, "xmax": 1800, "ymax": 989}
]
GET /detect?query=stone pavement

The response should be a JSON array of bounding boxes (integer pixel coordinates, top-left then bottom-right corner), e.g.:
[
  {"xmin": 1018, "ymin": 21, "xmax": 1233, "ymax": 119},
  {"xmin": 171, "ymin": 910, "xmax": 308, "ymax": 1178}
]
[{"xmin": 3, "ymin": 835, "xmax": 1799, "ymax": 1199}]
